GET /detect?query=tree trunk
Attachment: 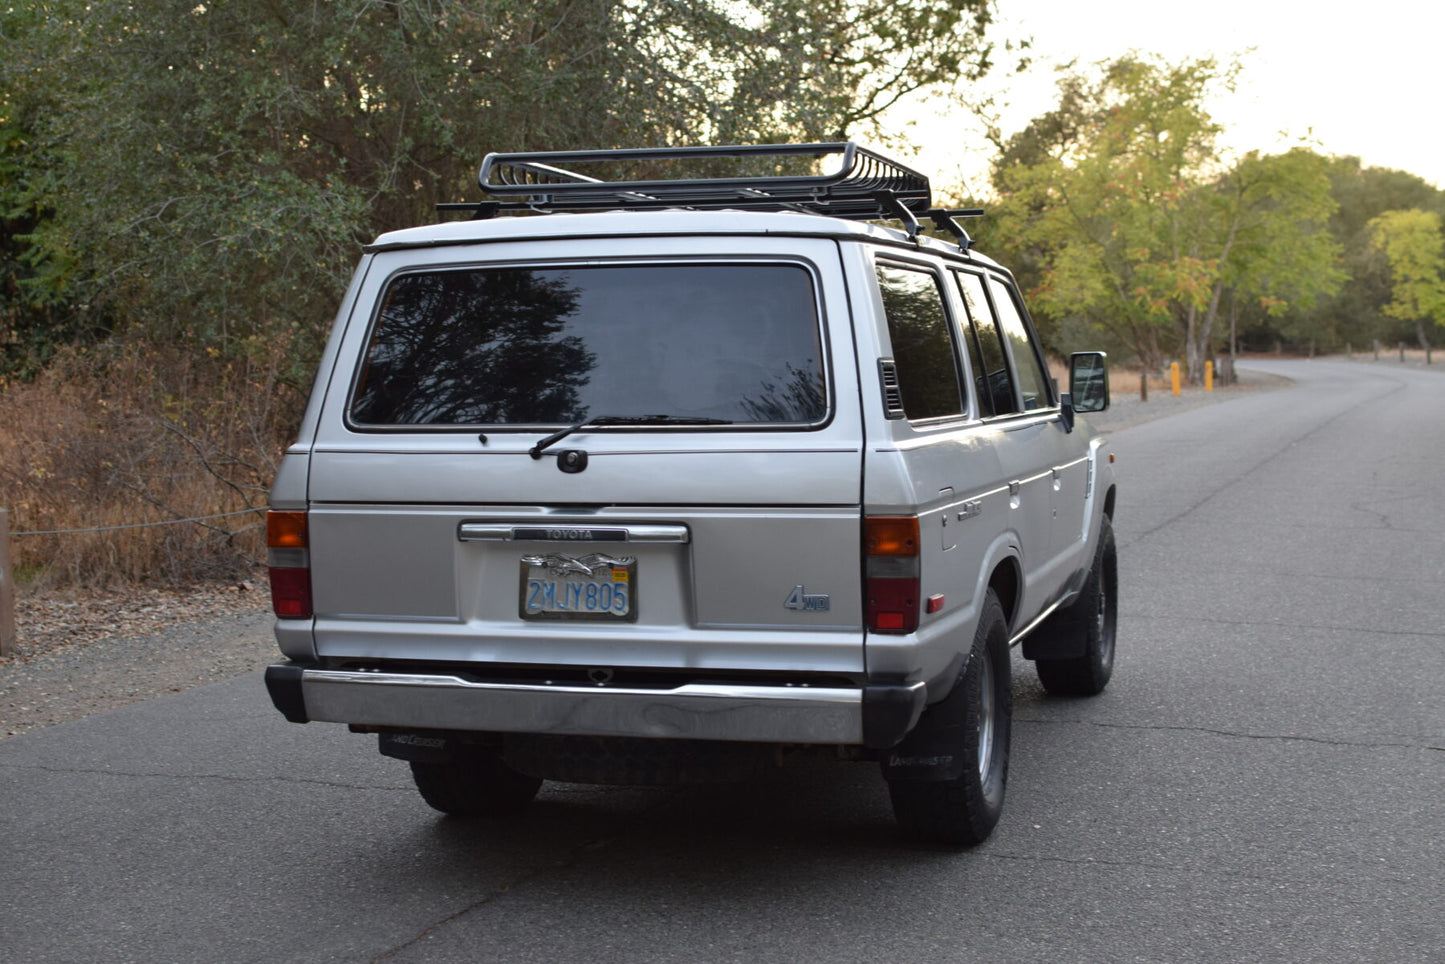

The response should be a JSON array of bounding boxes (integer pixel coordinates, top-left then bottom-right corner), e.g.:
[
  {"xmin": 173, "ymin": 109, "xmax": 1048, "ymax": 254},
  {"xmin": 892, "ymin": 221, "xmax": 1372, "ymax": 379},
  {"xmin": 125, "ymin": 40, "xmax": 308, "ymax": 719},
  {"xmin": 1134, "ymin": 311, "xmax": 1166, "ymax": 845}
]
[
  {"xmin": 1229, "ymin": 295, "xmax": 1238, "ymax": 385},
  {"xmin": 1184, "ymin": 304, "xmax": 1202, "ymax": 385},
  {"xmin": 1123, "ymin": 323, "xmax": 1165, "ymax": 374},
  {"xmin": 1192, "ymin": 208, "xmax": 1241, "ymax": 388}
]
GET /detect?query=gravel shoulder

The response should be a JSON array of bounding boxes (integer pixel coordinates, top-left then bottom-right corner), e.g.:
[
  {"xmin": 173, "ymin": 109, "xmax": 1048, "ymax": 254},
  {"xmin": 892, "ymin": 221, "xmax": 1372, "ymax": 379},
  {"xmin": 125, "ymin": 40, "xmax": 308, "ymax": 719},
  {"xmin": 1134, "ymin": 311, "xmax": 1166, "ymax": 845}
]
[
  {"xmin": 0, "ymin": 365, "xmax": 1296, "ymax": 740},
  {"xmin": 1, "ymin": 584, "xmax": 273, "ymax": 738}
]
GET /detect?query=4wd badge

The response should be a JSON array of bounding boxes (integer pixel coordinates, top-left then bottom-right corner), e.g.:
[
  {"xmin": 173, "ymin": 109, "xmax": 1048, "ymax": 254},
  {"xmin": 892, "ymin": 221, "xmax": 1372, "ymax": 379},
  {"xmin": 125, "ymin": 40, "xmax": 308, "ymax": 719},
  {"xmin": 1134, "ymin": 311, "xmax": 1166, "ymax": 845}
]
[{"xmin": 784, "ymin": 585, "xmax": 830, "ymax": 612}]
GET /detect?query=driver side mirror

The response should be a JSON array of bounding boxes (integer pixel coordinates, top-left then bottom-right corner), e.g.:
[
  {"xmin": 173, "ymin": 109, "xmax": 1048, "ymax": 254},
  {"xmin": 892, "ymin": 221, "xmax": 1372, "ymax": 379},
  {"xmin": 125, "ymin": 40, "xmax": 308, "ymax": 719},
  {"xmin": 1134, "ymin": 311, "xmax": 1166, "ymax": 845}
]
[{"xmin": 1068, "ymin": 352, "xmax": 1110, "ymax": 414}]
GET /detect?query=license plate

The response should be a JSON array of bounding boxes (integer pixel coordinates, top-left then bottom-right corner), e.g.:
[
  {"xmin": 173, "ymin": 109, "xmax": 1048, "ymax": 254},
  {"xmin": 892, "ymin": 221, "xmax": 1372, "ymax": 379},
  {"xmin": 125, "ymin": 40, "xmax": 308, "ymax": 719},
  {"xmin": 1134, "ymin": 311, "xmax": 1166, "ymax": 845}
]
[{"xmin": 519, "ymin": 552, "xmax": 636, "ymax": 621}]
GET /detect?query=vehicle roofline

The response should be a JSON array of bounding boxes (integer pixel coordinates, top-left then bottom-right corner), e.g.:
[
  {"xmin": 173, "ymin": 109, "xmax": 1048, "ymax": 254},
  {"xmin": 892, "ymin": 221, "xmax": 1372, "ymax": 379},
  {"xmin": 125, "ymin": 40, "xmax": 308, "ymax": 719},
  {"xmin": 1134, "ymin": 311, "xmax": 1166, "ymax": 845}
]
[{"xmin": 364, "ymin": 210, "xmax": 1004, "ymax": 270}]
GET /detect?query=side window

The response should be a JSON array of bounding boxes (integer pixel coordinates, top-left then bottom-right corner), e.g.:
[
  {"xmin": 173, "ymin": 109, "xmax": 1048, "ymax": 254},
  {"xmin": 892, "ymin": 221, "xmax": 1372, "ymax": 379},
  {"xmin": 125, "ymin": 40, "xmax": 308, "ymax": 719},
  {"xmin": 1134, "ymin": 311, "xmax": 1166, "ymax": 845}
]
[
  {"xmin": 875, "ymin": 263, "xmax": 964, "ymax": 421},
  {"xmin": 954, "ymin": 271, "xmax": 1018, "ymax": 418},
  {"xmin": 988, "ymin": 277, "xmax": 1053, "ymax": 411}
]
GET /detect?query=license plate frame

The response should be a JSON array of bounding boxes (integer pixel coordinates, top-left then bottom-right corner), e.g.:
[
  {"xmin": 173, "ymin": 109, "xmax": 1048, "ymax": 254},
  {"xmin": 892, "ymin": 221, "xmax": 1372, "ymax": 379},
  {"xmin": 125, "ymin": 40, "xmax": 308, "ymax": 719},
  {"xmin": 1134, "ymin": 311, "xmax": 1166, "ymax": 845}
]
[{"xmin": 518, "ymin": 552, "xmax": 637, "ymax": 622}]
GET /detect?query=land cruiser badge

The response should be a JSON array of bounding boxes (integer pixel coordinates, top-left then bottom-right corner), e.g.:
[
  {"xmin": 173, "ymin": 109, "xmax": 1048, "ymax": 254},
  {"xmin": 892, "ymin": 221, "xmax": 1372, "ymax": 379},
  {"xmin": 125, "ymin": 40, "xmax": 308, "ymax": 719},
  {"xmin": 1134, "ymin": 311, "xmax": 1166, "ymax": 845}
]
[{"xmin": 784, "ymin": 585, "xmax": 830, "ymax": 612}]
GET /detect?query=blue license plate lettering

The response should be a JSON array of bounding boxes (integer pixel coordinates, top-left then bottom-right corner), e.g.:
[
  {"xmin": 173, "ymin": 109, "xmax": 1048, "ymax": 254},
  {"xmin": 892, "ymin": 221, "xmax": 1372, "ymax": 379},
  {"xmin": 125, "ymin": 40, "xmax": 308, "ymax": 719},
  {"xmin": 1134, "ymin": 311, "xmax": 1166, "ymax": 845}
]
[{"xmin": 520, "ymin": 557, "xmax": 635, "ymax": 621}]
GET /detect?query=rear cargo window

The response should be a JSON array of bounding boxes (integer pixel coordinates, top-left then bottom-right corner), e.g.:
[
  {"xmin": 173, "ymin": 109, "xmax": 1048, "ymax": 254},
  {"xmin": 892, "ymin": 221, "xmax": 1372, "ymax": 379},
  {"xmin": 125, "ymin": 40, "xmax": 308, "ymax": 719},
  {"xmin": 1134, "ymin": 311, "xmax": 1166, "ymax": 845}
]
[{"xmin": 350, "ymin": 263, "xmax": 826, "ymax": 427}]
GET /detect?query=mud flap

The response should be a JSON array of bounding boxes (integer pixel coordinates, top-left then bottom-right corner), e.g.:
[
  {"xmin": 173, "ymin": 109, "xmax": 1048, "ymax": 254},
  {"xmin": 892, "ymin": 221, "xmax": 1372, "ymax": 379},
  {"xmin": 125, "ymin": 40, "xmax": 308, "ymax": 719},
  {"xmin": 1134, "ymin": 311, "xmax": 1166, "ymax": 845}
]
[
  {"xmin": 377, "ymin": 731, "xmax": 462, "ymax": 764},
  {"xmin": 879, "ymin": 668, "xmax": 971, "ymax": 782},
  {"xmin": 1019, "ymin": 605, "xmax": 1088, "ymax": 661}
]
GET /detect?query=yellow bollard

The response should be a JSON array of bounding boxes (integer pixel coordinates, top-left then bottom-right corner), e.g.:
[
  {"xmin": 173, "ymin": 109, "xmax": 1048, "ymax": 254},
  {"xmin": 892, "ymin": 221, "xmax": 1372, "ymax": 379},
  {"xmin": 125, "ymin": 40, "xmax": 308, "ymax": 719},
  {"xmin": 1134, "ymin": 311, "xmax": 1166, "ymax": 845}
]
[
  {"xmin": 1205, "ymin": 360, "xmax": 1214, "ymax": 392},
  {"xmin": 1170, "ymin": 362, "xmax": 1181, "ymax": 397}
]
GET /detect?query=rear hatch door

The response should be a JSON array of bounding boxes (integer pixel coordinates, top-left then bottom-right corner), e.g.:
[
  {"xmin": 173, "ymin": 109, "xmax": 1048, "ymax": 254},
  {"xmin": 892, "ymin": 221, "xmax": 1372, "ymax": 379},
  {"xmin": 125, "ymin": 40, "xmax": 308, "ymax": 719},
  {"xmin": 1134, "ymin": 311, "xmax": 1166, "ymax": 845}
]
[{"xmin": 304, "ymin": 235, "xmax": 866, "ymax": 678}]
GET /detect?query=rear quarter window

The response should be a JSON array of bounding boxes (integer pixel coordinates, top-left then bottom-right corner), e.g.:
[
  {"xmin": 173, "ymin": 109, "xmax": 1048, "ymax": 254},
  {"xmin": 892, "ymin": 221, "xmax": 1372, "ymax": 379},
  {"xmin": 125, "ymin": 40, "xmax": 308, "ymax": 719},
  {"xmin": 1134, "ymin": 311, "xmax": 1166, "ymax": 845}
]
[
  {"xmin": 349, "ymin": 263, "xmax": 826, "ymax": 427},
  {"xmin": 874, "ymin": 262, "xmax": 964, "ymax": 422}
]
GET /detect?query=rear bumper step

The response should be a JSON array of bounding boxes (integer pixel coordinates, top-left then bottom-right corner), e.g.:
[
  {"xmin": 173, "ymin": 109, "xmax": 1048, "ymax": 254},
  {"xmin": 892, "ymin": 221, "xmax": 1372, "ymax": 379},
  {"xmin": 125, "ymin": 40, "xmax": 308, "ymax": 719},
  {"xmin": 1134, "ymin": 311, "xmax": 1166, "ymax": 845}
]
[{"xmin": 266, "ymin": 664, "xmax": 924, "ymax": 747}]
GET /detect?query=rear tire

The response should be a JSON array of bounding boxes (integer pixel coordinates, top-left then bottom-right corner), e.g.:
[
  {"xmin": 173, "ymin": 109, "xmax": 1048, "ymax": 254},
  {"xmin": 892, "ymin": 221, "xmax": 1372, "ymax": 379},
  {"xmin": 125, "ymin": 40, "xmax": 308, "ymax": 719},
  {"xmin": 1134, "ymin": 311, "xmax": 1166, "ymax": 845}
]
[
  {"xmin": 887, "ymin": 590, "xmax": 1012, "ymax": 846},
  {"xmin": 1035, "ymin": 515, "xmax": 1117, "ymax": 696},
  {"xmin": 409, "ymin": 752, "xmax": 543, "ymax": 818}
]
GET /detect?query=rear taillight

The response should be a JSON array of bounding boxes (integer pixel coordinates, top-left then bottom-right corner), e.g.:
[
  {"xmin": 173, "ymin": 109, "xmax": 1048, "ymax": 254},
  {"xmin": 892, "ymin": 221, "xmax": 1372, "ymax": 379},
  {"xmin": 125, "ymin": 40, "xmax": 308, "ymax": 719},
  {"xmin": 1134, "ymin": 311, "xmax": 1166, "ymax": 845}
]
[
  {"xmin": 865, "ymin": 516, "xmax": 920, "ymax": 634},
  {"xmin": 267, "ymin": 510, "xmax": 312, "ymax": 619}
]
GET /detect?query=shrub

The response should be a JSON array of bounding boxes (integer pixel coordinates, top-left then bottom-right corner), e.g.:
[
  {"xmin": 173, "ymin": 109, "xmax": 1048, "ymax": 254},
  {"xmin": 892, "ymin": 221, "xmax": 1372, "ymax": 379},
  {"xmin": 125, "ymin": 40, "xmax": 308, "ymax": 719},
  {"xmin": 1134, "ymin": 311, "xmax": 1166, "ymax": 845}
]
[{"xmin": 0, "ymin": 337, "xmax": 303, "ymax": 587}]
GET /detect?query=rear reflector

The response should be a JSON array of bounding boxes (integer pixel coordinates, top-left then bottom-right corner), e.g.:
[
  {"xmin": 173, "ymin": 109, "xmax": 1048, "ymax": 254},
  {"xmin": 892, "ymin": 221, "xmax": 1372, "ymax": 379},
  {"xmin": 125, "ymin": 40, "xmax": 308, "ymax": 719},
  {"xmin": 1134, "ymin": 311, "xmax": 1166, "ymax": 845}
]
[
  {"xmin": 267, "ymin": 510, "xmax": 312, "ymax": 620},
  {"xmin": 865, "ymin": 516, "xmax": 920, "ymax": 634},
  {"xmin": 268, "ymin": 566, "xmax": 313, "ymax": 619}
]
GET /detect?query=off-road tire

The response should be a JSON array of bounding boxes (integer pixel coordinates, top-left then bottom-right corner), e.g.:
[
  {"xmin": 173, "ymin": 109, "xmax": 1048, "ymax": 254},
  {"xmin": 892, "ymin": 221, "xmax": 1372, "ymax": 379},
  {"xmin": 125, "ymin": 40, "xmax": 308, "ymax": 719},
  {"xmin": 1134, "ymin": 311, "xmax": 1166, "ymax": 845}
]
[
  {"xmin": 409, "ymin": 753, "xmax": 543, "ymax": 818},
  {"xmin": 1035, "ymin": 515, "xmax": 1117, "ymax": 696},
  {"xmin": 887, "ymin": 589, "xmax": 1012, "ymax": 846}
]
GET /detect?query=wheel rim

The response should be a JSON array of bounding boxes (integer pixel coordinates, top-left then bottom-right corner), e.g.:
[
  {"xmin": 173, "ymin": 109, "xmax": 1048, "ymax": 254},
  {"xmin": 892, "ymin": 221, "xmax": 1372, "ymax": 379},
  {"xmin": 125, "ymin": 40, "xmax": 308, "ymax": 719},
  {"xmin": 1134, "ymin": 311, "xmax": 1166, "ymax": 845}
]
[
  {"xmin": 977, "ymin": 647, "xmax": 996, "ymax": 779},
  {"xmin": 1095, "ymin": 560, "xmax": 1114, "ymax": 668}
]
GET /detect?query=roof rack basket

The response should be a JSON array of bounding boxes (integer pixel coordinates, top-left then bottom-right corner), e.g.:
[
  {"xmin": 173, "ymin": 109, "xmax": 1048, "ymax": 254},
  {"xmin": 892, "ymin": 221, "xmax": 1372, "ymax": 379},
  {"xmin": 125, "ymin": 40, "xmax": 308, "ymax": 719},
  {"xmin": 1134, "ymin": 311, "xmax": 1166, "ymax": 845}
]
[{"xmin": 468, "ymin": 142, "xmax": 934, "ymax": 223}]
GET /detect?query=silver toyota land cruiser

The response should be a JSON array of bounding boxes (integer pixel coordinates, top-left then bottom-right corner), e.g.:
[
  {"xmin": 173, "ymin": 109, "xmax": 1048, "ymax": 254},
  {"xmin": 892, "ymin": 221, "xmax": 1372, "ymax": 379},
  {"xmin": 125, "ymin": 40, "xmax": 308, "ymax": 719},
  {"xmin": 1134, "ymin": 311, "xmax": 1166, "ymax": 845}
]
[{"xmin": 264, "ymin": 143, "xmax": 1117, "ymax": 845}]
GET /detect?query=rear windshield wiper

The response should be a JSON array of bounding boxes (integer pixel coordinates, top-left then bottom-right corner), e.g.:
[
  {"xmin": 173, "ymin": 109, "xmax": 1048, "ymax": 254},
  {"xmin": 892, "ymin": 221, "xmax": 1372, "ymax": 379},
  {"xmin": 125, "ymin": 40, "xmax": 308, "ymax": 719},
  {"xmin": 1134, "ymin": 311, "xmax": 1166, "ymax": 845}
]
[{"xmin": 529, "ymin": 415, "xmax": 733, "ymax": 459}]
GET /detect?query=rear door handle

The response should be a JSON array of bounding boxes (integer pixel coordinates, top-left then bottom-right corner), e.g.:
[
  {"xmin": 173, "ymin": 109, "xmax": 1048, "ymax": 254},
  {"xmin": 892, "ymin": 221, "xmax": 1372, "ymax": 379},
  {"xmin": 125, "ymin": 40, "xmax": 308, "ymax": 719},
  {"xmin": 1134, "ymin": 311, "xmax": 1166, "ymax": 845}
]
[{"xmin": 459, "ymin": 523, "xmax": 690, "ymax": 544}]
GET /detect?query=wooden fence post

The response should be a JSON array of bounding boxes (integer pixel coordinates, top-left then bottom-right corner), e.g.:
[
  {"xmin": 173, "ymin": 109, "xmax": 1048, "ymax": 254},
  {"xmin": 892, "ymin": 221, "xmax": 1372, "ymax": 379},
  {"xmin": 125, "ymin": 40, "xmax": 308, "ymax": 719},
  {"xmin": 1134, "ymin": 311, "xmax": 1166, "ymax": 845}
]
[{"xmin": 0, "ymin": 508, "xmax": 15, "ymax": 658}]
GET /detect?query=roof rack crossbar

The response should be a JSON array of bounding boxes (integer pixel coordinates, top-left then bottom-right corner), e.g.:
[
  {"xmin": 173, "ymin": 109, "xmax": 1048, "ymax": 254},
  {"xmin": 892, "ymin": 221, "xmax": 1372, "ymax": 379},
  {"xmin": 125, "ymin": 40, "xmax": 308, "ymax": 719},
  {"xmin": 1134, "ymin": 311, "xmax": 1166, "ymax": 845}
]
[
  {"xmin": 473, "ymin": 142, "xmax": 933, "ymax": 222},
  {"xmin": 926, "ymin": 208, "xmax": 985, "ymax": 251},
  {"xmin": 875, "ymin": 191, "xmax": 921, "ymax": 239}
]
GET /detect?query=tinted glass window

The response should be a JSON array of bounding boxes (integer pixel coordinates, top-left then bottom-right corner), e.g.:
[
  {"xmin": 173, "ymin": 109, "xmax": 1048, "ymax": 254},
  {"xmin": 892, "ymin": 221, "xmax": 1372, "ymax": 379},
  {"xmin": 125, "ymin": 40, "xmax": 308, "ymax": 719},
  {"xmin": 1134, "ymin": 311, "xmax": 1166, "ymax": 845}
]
[
  {"xmin": 988, "ymin": 277, "xmax": 1052, "ymax": 411},
  {"xmin": 875, "ymin": 264, "xmax": 964, "ymax": 421},
  {"xmin": 351, "ymin": 264, "xmax": 825, "ymax": 426},
  {"xmin": 954, "ymin": 271, "xmax": 1017, "ymax": 417}
]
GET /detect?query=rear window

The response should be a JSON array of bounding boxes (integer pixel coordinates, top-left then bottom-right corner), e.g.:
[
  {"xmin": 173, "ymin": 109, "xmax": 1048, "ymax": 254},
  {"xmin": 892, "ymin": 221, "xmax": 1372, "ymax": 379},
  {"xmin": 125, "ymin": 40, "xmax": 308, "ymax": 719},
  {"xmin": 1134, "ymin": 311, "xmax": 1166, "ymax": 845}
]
[{"xmin": 350, "ymin": 263, "xmax": 826, "ymax": 427}]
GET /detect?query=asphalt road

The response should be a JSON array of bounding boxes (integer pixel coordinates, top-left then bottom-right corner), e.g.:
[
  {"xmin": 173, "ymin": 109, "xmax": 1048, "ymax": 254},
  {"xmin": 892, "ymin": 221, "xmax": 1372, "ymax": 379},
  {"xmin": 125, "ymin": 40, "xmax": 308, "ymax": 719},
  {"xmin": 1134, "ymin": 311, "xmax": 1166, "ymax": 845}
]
[{"xmin": 1, "ymin": 359, "xmax": 1440, "ymax": 964}]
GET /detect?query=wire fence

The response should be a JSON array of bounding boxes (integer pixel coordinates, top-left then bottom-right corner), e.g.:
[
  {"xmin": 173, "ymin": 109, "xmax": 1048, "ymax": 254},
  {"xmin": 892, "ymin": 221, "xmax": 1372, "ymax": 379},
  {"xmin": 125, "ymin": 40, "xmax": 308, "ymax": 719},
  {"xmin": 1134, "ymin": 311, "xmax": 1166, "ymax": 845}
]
[
  {"xmin": 9, "ymin": 508, "xmax": 262, "ymax": 537},
  {"xmin": 0, "ymin": 506, "xmax": 266, "ymax": 656}
]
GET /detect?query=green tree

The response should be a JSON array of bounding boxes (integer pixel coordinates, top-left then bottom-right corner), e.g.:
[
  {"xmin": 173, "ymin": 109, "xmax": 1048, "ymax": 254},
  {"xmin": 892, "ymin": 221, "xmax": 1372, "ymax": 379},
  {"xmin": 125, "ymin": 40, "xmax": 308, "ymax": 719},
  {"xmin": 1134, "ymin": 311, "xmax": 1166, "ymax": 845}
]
[
  {"xmin": 987, "ymin": 56, "xmax": 1341, "ymax": 381},
  {"xmin": 988, "ymin": 57, "xmax": 1227, "ymax": 372},
  {"xmin": 1198, "ymin": 148, "xmax": 1343, "ymax": 369},
  {"xmin": 1256, "ymin": 158, "xmax": 1445, "ymax": 354},
  {"xmin": 0, "ymin": 0, "xmax": 999, "ymax": 374},
  {"xmin": 1369, "ymin": 208, "xmax": 1445, "ymax": 350},
  {"xmin": 0, "ymin": 14, "xmax": 97, "ymax": 380}
]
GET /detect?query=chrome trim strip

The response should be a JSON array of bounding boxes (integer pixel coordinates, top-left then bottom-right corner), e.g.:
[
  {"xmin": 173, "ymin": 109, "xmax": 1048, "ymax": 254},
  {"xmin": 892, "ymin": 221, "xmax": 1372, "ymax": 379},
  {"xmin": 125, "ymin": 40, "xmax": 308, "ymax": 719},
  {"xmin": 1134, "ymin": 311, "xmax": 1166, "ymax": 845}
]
[
  {"xmin": 1010, "ymin": 597, "xmax": 1066, "ymax": 648},
  {"xmin": 301, "ymin": 670, "xmax": 862, "ymax": 743},
  {"xmin": 458, "ymin": 523, "xmax": 690, "ymax": 544}
]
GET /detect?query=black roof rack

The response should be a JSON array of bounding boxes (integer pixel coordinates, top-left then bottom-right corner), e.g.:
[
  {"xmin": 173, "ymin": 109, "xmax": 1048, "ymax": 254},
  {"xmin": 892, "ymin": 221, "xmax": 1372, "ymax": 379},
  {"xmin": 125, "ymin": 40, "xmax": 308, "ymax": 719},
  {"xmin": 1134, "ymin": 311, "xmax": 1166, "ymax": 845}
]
[
  {"xmin": 476, "ymin": 141, "xmax": 928, "ymax": 214},
  {"xmin": 436, "ymin": 142, "xmax": 983, "ymax": 249}
]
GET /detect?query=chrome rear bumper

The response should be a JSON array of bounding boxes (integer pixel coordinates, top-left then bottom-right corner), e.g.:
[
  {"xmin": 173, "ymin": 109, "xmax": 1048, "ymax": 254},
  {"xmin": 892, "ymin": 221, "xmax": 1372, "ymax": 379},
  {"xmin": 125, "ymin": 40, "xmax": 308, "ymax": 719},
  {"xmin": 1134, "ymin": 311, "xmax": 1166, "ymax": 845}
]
[{"xmin": 271, "ymin": 665, "xmax": 885, "ymax": 744}]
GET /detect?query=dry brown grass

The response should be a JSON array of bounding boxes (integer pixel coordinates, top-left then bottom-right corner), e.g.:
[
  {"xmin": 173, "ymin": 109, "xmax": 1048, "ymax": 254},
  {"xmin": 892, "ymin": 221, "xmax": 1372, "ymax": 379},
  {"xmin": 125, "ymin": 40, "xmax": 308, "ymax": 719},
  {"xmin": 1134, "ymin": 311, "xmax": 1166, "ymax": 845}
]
[
  {"xmin": 0, "ymin": 339, "xmax": 303, "ymax": 588},
  {"xmin": 1048, "ymin": 356, "xmax": 1191, "ymax": 401}
]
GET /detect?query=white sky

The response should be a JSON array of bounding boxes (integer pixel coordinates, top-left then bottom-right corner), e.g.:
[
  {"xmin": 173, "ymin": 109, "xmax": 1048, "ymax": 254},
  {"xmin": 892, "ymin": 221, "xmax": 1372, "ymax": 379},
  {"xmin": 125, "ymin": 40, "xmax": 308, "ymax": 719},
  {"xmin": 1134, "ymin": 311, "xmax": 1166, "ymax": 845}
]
[{"xmin": 891, "ymin": 0, "xmax": 1445, "ymax": 197}]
